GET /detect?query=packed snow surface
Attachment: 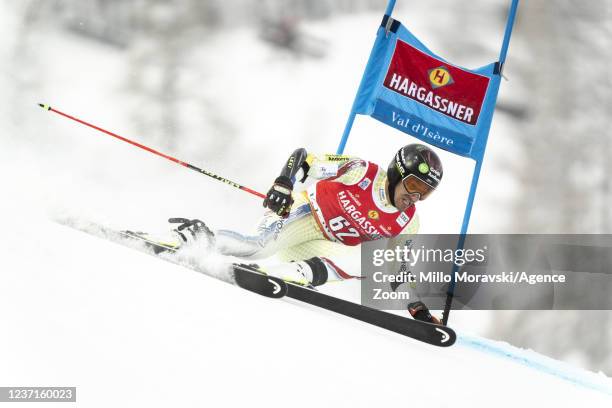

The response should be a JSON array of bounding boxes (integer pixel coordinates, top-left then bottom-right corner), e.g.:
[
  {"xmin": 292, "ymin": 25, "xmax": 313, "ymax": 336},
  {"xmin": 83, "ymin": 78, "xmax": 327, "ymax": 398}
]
[{"xmin": 1, "ymin": 215, "xmax": 611, "ymax": 407}]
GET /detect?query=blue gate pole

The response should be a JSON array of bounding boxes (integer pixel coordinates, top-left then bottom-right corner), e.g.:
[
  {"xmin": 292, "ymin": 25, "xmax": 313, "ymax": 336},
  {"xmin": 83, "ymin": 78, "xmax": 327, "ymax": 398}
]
[
  {"xmin": 336, "ymin": 113, "xmax": 357, "ymax": 155},
  {"xmin": 336, "ymin": 0, "xmax": 397, "ymax": 154},
  {"xmin": 384, "ymin": 0, "xmax": 397, "ymax": 15},
  {"xmin": 442, "ymin": 0, "xmax": 520, "ymax": 325},
  {"xmin": 498, "ymin": 0, "xmax": 520, "ymax": 68},
  {"xmin": 442, "ymin": 156, "xmax": 484, "ymax": 325}
]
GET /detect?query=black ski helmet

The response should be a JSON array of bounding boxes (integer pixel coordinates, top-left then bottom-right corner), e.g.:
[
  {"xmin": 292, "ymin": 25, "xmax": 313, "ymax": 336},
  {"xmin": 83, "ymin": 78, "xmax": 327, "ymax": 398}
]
[{"xmin": 386, "ymin": 144, "xmax": 443, "ymax": 205}]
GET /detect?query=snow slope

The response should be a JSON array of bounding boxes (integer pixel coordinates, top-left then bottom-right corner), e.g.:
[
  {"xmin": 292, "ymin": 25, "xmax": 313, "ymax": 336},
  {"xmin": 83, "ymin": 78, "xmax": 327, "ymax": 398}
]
[
  {"xmin": 1, "ymin": 3, "xmax": 611, "ymax": 405},
  {"xmin": 1, "ymin": 140, "xmax": 610, "ymax": 406},
  {"xmin": 1, "ymin": 213, "xmax": 611, "ymax": 407}
]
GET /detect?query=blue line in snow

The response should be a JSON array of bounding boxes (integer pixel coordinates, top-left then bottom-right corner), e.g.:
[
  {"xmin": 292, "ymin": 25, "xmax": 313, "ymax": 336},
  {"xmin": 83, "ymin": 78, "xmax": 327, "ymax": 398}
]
[{"xmin": 458, "ymin": 334, "xmax": 612, "ymax": 396}]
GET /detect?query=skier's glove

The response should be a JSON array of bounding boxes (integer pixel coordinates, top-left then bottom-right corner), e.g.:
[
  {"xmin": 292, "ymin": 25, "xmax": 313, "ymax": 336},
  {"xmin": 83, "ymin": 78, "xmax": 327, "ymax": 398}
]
[
  {"xmin": 408, "ymin": 301, "xmax": 441, "ymax": 325},
  {"xmin": 168, "ymin": 218, "xmax": 215, "ymax": 246},
  {"xmin": 263, "ymin": 176, "xmax": 294, "ymax": 218}
]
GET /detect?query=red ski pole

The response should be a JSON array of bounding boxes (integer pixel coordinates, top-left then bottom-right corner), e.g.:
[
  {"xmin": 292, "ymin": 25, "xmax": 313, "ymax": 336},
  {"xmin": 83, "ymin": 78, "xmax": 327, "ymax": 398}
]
[{"xmin": 38, "ymin": 103, "xmax": 265, "ymax": 199}]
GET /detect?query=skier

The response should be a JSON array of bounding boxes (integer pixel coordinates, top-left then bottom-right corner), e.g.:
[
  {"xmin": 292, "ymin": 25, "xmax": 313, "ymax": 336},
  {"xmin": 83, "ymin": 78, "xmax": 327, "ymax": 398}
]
[{"xmin": 171, "ymin": 143, "xmax": 443, "ymax": 323}]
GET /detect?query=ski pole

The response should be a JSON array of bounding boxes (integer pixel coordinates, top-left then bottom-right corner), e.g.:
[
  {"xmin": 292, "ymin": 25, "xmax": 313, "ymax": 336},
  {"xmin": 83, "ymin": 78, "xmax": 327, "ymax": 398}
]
[{"xmin": 38, "ymin": 103, "xmax": 265, "ymax": 199}]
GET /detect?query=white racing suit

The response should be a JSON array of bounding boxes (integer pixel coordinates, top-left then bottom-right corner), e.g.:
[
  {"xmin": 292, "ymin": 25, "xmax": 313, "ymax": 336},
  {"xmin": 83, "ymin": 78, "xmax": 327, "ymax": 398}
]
[{"xmin": 213, "ymin": 153, "xmax": 420, "ymax": 286}]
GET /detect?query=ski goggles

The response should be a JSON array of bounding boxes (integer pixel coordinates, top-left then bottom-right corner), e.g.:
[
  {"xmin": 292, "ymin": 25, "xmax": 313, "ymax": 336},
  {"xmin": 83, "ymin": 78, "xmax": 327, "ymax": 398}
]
[{"xmin": 402, "ymin": 174, "xmax": 436, "ymax": 201}]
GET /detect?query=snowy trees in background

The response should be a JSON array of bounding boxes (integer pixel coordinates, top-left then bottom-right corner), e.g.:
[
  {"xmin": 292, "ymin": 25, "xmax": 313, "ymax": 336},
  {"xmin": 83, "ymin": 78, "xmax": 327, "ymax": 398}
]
[
  {"xmin": 3, "ymin": 0, "xmax": 611, "ymax": 375},
  {"xmin": 511, "ymin": 1, "xmax": 612, "ymax": 234},
  {"xmin": 12, "ymin": 0, "xmax": 385, "ymax": 151},
  {"xmin": 490, "ymin": 0, "xmax": 612, "ymax": 375},
  {"xmin": 386, "ymin": 0, "xmax": 612, "ymax": 376},
  {"xmin": 43, "ymin": 0, "xmax": 387, "ymax": 44}
]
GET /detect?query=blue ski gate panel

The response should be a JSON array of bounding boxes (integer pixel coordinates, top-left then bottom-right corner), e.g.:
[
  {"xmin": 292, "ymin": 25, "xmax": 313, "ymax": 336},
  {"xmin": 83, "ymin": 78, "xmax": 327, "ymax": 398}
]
[
  {"xmin": 335, "ymin": 0, "xmax": 519, "ymax": 323},
  {"xmin": 339, "ymin": 15, "xmax": 503, "ymax": 161}
]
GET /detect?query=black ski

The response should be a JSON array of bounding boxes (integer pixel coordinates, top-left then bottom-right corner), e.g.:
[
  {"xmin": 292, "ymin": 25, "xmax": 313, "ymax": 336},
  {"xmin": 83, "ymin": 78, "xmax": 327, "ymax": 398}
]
[
  {"xmin": 232, "ymin": 264, "xmax": 287, "ymax": 298},
  {"xmin": 227, "ymin": 265, "xmax": 454, "ymax": 346},
  {"xmin": 121, "ymin": 230, "xmax": 180, "ymax": 254},
  {"xmin": 120, "ymin": 231, "xmax": 287, "ymax": 298},
  {"xmin": 284, "ymin": 282, "xmax": 456, "ymax": 347},
  {"xmin": 58, "ymin": 221, "xmax": 288, "ymax": 299},
  {"xmin": 58, "ymin": 219, "xmax": 455, "ymax": 347},
  {"xmin": 117, "ymin": 232, "xmax": 288, "ymax": 298}
]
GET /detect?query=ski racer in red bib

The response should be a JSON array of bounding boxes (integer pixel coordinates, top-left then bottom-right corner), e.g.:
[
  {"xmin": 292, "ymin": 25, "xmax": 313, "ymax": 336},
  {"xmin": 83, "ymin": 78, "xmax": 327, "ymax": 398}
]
[{"xmin": 171, "ymin": 143, "xmax": 443, "ymax": 323}]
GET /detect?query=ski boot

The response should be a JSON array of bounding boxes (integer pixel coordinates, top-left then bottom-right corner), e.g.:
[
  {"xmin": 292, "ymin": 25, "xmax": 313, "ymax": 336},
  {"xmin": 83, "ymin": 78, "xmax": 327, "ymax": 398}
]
[{"xmin": 260, "ymin": 257, "xmax": 329, "ymax": 288}]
